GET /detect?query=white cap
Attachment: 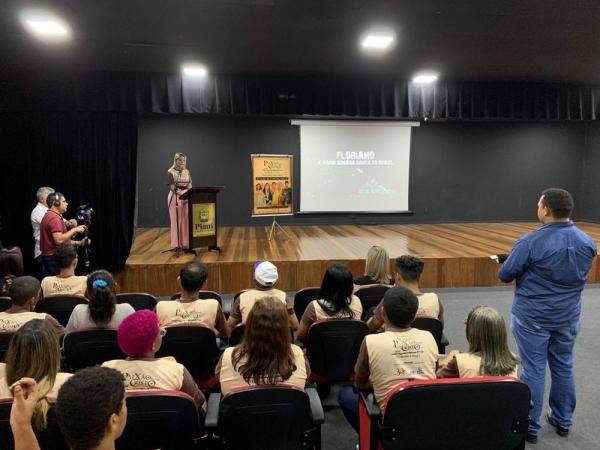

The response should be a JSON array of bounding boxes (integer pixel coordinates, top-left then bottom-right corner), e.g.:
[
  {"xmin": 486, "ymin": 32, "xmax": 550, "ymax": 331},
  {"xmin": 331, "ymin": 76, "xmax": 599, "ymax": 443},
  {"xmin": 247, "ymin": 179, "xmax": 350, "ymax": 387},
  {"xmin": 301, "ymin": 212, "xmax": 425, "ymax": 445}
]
[{"xmin": 254, "ymin": 261, "xmax": 278, "ymax": 286}]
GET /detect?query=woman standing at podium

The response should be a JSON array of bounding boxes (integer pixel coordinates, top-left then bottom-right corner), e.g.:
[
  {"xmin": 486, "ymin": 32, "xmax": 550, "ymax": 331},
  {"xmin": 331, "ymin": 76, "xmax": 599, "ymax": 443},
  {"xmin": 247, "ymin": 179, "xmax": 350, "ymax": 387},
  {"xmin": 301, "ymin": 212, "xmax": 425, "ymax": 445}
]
[{"xmin": 167, "ymin": 152, "xmax": 192, "ymax": 248}]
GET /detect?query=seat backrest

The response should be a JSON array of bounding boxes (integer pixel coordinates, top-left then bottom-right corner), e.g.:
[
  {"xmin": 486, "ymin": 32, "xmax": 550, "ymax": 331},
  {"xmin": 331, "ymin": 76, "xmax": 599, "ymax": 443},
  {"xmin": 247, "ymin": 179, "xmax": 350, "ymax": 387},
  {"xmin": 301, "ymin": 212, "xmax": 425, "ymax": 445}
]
[
  {"xmin": 218, "ymin": 386, "xmax": 315, "ymax": 450},
  {"xmin": 116, "ymin": 293, "xmax": 156, "ymax": 311},
  {"xmin": 0, "ymin": 398, "xmax": 69, "ymax": 450},
  {"xmin": 0, "ymin": 297, "xmax": 11, "ymax": 312},
  {"xmin": 355, "ymin": 285, "xmax": 390, "ymax": 319},
  {"xmin": 0, "ymin": 332, "xmax": 15, "ymax": 362},
  {"xmin": 228, "ymin": 324, "xmax": 245, "ymax": 346},
  {"xmin": 155, "ymin": 326, "xmax": 220, "ymax": 383},
  {"xmin": 381, "ymin": 377, "xmax": 530, "ymax": 450},
  {"xmin": 293, "ymin": 287, "xmax": 320, "ymax": 319},
  {"xmin": 64, "ymin": 329, "xmax": 125, "ymax": 370},
  {"xmin": 411, "ymin": 317, "xmax": 443, "ymax": 350},
  {"xmin": 116, "ymin": 390, "xmax": 202, "ymax": 450},
  {"xmin": 306, "ymin": 319, "xmax": 368, "ymax": 381},
  {"xmin": 34, "ymin": 295, "xmax": 88, "ymax": 327}
]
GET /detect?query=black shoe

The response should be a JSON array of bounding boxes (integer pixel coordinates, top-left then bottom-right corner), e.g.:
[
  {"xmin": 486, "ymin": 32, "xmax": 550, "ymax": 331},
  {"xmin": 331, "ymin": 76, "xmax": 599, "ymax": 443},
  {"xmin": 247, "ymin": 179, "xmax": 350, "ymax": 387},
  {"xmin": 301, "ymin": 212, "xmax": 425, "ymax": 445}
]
[
  {"xmin": 547, "ymin": 413, "xmax": 569, "ymax": 437},
  {"xmin": 525, "ymin": 433, "xmax": 538, "ymax": 444}
]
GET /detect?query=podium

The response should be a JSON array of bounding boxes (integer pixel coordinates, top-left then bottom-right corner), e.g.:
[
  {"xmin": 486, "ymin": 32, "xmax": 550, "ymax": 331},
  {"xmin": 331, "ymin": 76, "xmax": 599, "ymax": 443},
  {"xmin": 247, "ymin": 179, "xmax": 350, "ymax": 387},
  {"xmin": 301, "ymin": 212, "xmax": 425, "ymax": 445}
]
[{"xmin": 180, "ymin": 187, "xmax": 223, "ymax": 252}]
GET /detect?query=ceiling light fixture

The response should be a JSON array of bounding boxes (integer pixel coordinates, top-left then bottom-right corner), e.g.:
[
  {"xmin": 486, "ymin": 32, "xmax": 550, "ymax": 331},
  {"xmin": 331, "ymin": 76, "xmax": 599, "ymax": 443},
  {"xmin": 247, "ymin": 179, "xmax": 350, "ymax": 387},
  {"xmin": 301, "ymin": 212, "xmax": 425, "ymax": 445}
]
[
  {"xmin": 361, "ymin": 34, "xmax": 395, "ymax": 50},
  {"xmin": 182, "ymin": 63, "xmax": 208, "ymax": 77},
  {"xmin": 20, "ymin": 10, "xmax": 71, "ymax": 42},
  {"xmin": 412, "ymin": 72, "xmax": 439, "ymax": 84}
]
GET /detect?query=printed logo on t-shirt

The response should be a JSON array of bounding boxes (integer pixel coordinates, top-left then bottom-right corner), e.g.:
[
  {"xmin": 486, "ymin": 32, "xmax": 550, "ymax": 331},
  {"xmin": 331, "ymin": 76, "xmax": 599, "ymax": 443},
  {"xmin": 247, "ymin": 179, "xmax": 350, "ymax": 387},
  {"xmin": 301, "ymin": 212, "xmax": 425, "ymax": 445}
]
[
  {"xmin": 123, "ymin": 372, "xmax": 159, "ymax": 389},
  {"xmin": 0, "ymin": 318, "xmax": 21, "ymax": 331},
  {"xmin": 174, "ymin": 308, "xmax": 203, "ymax": 321},
  {"xmin": 391, "ymin": 337, "xmax": 429, "ymax": 377}
]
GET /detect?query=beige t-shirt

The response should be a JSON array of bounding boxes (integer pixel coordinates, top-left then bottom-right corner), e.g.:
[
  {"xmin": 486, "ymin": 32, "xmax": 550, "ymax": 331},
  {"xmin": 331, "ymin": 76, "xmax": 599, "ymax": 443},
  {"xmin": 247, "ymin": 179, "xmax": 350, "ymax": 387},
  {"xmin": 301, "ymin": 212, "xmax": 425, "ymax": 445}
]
[
  {"xmin": 230, "ymin": 289, "xmax": 292, "ymax": 323},
  {"xmin": 455, "ymin": 353, "xmax": 519, "ymax": 378},
  {"xmin": 300, "ymin": 296, "xmax": 363, "ymax": 329},
  {"xmin": 41, "ymin": 275, "xmax": 88, "ymax": 297},
  {"xmin": 363, "ymin": 328, "xmax": 438, "ymax": 410},
  {"xmin": 0, "ymin": 311, "xmax": 48, "ymax": 332},
  {"xmin": 156, "ymin": 299, "xmax": 228, "ymax": 336},
  {"xmin": 415, "ymin": 292, "xmax": 440, "ymax": 320},
  {"xmin": 0, "ymin": 363, "xmax": 71, "ymax": 398},
  {"xmin": 218, "ymin": 345, "xmax": 307, "ymax": 396},
  {"xmin": 103, "ymin": 358, "xmax": 184, "ymax": 392}
]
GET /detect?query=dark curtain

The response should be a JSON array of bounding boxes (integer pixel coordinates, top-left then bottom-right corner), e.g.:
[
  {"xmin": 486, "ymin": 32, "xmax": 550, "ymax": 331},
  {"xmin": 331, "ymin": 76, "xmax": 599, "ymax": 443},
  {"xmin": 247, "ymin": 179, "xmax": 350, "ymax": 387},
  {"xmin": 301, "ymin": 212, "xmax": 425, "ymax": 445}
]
[
  {"xmin": 0, "ymin": 111, "xmax": 137, "ymax": 274},
  {"xmin": 2, "ymin": 70, "xmax": 600, "ymax": 120}
]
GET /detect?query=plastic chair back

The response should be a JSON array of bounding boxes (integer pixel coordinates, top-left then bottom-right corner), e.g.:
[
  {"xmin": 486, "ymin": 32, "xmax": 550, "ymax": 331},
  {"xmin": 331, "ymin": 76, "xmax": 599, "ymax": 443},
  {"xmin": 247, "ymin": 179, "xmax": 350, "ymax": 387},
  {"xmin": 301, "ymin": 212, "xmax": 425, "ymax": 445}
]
[
  {"xmin": 216, "ymin": 386, "xmax": 320, "ymax": 450},
  {"xmin": 355, "ymin": 285, "xmax": 390, "ymax": 319},
  {"xmin": 306, "ymin": 319, "xmax": 368, "ymax": 381},
  {"xmin": 228, "ymin": 324, "xmax": 245, "ymax": 346},
  {"xmin": 116, "ymin": 390, "xmax": 202, "ymax": 450},
  {"xmin": 34, "ymin": 295, "xmax": 88, "ymax": 327},
  {"xmin": 116, "ymin": 293, "xmax": 156, "ymax": 311},
  {"xmin": 170, "ymin": 291, "xmax": 223, "ymax": 305},
  {"xmin": 362, "ymin": 377, "xmax": 530, "ymax": 450},
  {"xmin": 64, "ymin": 329, "xmax": 125, "ymax": 370},
  {"xmin": 293, "ymin": 287, "xmax": 321, "ymax": 320},
  {"xmin": 411, "ymin": 317, "xmax": 446, "ymax": 354},
  {"xmin": 155, "ymin": 326, "xmax": 220, "ymax": 388}
]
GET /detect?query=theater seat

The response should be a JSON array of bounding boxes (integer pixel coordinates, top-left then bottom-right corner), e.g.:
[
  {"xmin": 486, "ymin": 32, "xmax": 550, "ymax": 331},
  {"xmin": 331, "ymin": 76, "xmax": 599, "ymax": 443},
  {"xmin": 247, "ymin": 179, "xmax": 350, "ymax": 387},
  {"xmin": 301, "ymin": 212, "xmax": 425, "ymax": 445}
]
[
  {"xmin": 155, "ymin": 325, "xmax": 220, "ymax": 389},
  {"xmin": 293, "ymin": 287, "xmax": 321, "ymax": 320},
  {"xmin": 358, "ymin": 377, "xmax": 530, "ymax": 450},
  {"xmin": 305, "ymin": 319, "xmax": 368, "ymax": 382},
  {"xmin": 63, "ymin": 329, "xmax": 125, "ymax": 370},
  {"xmin": 169, "ymin": 290, "xmax": 223, "ymax": 305},
  {"xmin": 0, "ymin": 297, "xmax": 10, "ymax": 312},
  {"xmin": 116, "ymin": 293, "xmax": 156, "ymax": 311},
  {"xmin": 205, "ymin": 385, "xmax": 324, "ymax": 450},
  {"xmin": 34, "ymin": 295, "xmax": 88, "ymax": 327},
  {"xmin": 0, "ymin": 397, "xmax": 68, "ymax": 450},
  {"xmin": 116, "ymin": 390, "xmax": 203, "ymax": 450},
  {"xmin": 0, "ymin": 332, "xmax": 14, "ymax": 361},
  {"xmin": 411, "ymin": 317, "xmax": 448, "ymax": 354},
  {"xmin": 228, "ymin": 323, "xmax": 245, "ymax": 346},
  {"xmin": 355, "ymin": 285, "xmax": 390, "ymax": 320}
]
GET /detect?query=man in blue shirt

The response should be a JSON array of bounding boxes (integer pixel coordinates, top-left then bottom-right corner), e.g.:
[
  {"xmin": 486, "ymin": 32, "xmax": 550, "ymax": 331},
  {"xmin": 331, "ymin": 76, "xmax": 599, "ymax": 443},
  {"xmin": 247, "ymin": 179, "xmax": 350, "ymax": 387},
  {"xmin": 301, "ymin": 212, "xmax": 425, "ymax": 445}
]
[{"xmin": 498, "ymin": 188, "xmax": 596, "ymax": 443}]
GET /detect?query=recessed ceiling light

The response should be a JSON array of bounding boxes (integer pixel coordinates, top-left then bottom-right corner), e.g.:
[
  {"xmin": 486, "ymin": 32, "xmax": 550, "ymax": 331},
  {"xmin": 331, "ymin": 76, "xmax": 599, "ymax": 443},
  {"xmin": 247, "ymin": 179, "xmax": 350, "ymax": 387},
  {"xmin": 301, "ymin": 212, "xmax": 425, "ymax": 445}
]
[
  {"xmin": 182, "ymin": 63, "xmax": 208, "ymax": 77},
  {"xmin": 412, "ymin": 72, "xmax": 439, "ymax": 84},
  {"xmin": 20, "ymin": 10, "xmax": 71, "ymax": 42},
  {"xmin": 361, "ymin": 34, "xmax": 395, "ymax": 50}
]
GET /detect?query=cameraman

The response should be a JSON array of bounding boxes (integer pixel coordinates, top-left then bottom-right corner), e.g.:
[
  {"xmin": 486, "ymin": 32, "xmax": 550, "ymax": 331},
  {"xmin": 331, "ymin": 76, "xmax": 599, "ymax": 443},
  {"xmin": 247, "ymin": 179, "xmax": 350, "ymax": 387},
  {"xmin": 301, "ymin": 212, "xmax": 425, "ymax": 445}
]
[{"xmin": 40, "ymin": 192, "xmax": 89, "ymax": 276}]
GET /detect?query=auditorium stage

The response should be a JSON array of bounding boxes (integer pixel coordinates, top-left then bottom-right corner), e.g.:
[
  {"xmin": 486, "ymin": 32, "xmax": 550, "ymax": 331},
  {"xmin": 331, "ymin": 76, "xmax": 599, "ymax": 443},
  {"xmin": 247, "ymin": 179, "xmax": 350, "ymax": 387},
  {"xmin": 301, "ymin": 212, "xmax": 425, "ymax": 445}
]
[{"xmin": 116, "ymin": 222, "xmax": 600, "ymax": 295}]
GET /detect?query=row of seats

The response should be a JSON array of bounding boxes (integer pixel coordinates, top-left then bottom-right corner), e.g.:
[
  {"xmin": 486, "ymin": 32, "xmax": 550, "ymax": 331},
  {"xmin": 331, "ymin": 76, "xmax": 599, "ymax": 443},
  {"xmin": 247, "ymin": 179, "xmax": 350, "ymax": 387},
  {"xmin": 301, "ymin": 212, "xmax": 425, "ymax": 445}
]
[{"xmin": 0, "ymin": 378, "xmax": 530, "ymax": 450}]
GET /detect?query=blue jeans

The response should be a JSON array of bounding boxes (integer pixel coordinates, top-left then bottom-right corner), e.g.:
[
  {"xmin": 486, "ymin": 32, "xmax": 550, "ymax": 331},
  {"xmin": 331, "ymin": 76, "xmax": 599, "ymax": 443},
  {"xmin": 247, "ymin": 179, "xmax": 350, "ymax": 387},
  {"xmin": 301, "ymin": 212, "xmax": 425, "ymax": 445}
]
[
  {"xmin": 511, "ymin": 314, "xmax": 580, "ymax": 435},
  {"xmin": 338, "ymin": 386, "xmax": 359, "ymax": 433}
]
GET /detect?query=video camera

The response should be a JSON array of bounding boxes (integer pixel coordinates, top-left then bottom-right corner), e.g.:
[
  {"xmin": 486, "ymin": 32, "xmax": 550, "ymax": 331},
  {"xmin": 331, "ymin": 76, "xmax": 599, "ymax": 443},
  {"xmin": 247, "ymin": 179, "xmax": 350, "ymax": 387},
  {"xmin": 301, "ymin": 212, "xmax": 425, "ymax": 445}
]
[{"xmin": 75, "ymin": 203, "xmax": 94, "ymax": 270}]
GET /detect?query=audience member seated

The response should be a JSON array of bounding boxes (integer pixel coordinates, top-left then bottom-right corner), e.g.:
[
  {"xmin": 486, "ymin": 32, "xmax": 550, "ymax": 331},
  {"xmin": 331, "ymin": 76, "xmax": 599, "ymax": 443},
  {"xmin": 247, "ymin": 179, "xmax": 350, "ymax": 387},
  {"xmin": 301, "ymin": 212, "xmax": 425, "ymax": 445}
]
[
  {"xmin": 338, "ymin": 287, "xmax": 438, "ymax": 432},
  {"xmin": 437, "ymin": 306, "xmax": 519, "ymax": 378},
  {"xmin": 40, "ymin": 245, "xmax": 87, "ymax": 297},
  {"xmin": 368, "ymin": 255, "xmax": 444, "ymax": 332},
  {"xmin": 55, "ymin": 366, "xmax": 127, "ymax": 450},
  {"xmin": 0, "ymin": 319, "xmax": 72, "ymax": 431},
  {"xmin": 353, "ymin": 245, "xmax": 394, "ymax": 290},
  {"xmin": 297, "ymin": 263, "xmax": 363, "ymax": 341},
  {"xmin": 217, "ymin": 296, "xmax": 309, "ymax": 396},
  {"xmin": 102, "ymin": 310, "xmax": 205, "ymax": 408},
  {"xmin": 65, "ymin": 270, "xmax": 134, "ymax": 334},
  {"xmin": 0, "ymin": 246, "xmax": 24, "ymax": 296},
  {"xmin": 227, "ymin": 261, "xmax": 299, "ymax": 331},
  {"xmin": 156, "ymin": 261, "xmax": 229, "ymax": 338},
  {"xmin": 0, "ymin": 276, "xmax": 64, "ymax": 336}
]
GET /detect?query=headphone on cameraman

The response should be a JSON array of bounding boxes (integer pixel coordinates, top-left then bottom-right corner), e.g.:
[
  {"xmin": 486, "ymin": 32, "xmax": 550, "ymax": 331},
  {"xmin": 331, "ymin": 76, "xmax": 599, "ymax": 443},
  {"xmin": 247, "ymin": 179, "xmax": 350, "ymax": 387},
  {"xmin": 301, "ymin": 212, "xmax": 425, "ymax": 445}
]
[{"xmin": 47, "ymin": 192, "xmax": 63, "ymax": 208}]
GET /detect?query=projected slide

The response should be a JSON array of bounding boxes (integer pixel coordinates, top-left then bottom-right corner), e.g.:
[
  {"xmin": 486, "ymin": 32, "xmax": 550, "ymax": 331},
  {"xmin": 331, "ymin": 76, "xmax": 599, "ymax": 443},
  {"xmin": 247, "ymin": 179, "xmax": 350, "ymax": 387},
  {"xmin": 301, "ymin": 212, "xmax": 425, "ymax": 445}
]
[{"xmin": 295, "ymin": 121, "xmax": 416, "ymax": 213}]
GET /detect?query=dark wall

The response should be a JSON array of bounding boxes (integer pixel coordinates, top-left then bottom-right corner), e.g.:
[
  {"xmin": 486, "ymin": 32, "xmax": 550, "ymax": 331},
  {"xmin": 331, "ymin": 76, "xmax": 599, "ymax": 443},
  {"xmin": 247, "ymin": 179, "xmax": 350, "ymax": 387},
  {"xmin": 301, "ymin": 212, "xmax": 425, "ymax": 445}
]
[
  {"xmin": 137, "ymin": 116, "xmax": 588, "ymax": 227},
  {"xmin": 582, "ymin": 122, "xmax": 600, "ymax": 221}
]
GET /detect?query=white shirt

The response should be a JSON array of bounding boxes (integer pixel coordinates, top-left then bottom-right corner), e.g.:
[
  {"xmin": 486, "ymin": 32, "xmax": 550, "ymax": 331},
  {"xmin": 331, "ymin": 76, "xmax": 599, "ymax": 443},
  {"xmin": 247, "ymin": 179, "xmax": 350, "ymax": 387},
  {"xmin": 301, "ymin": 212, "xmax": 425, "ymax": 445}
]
[
  {"xmin": 65, "ymin": 303, "xmax": 136, "ymax": 334},
  {"xmin": 31, "ymin": 202, "xmax": 48, "ymax": 258}
]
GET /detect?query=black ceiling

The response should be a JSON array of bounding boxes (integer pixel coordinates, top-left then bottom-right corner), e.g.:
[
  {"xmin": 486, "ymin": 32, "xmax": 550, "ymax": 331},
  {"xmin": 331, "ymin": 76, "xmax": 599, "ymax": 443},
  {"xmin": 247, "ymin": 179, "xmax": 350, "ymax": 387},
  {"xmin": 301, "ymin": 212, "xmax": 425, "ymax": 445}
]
[{"xmin": 1, "ymin": 0, "xmax": 599, "ymax": 83}]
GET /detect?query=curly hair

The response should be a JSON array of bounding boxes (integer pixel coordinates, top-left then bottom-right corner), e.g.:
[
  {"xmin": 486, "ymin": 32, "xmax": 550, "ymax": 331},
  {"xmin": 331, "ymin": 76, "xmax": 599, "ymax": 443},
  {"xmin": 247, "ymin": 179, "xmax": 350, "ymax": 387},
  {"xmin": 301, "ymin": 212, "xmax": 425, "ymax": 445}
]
[
  {"xmin": 117, "ymin": 310, "xmax": 160, "ymax": 357},
  {"xmin": 394, "ymin": 255, "xmax": 425, "ymax": 282},
  {"xmin": 232, "ymin": 296, "xmax": 296, "ymax": 385},
  {"xmin": 56, "ymin": 366, "xmax": 125, "ymax": 450}
]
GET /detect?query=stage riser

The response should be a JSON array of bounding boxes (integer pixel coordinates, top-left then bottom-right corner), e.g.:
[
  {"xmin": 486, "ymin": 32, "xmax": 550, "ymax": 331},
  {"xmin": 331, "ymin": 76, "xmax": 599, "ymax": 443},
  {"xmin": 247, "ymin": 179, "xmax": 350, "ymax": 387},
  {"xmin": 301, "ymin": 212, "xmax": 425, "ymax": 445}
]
[{"xmin": 117, "ymin": 224, "xmax": 600, "ymax": 295}]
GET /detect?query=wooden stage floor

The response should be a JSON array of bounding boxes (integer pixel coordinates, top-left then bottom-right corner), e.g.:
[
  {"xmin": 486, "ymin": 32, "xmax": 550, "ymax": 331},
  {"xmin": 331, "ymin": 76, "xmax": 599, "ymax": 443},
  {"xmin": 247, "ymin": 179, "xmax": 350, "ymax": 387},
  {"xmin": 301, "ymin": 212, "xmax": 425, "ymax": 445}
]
[{"xmin": 116, "ymin": 222, "xmax": 600, "ymax": 295}]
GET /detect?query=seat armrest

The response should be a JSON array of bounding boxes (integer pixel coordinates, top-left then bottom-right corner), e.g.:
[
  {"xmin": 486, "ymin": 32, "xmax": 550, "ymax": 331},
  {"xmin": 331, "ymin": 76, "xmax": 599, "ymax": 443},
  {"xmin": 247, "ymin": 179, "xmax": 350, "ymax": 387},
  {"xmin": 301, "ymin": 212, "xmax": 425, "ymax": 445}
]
[
  {"xmin": 441, "ymin": 333, "xmax": 449, "ymax": 346},
  {"xmin": 204, "ymin": 393, "xmax": 222, "ymax": 429},
  {"xmin": 358, "ymin": 390, "xmax": 381, "ymax": 419},
  {"xmin": 306, "ymin": 388, "xmax": 325, "ymax": 425}
]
